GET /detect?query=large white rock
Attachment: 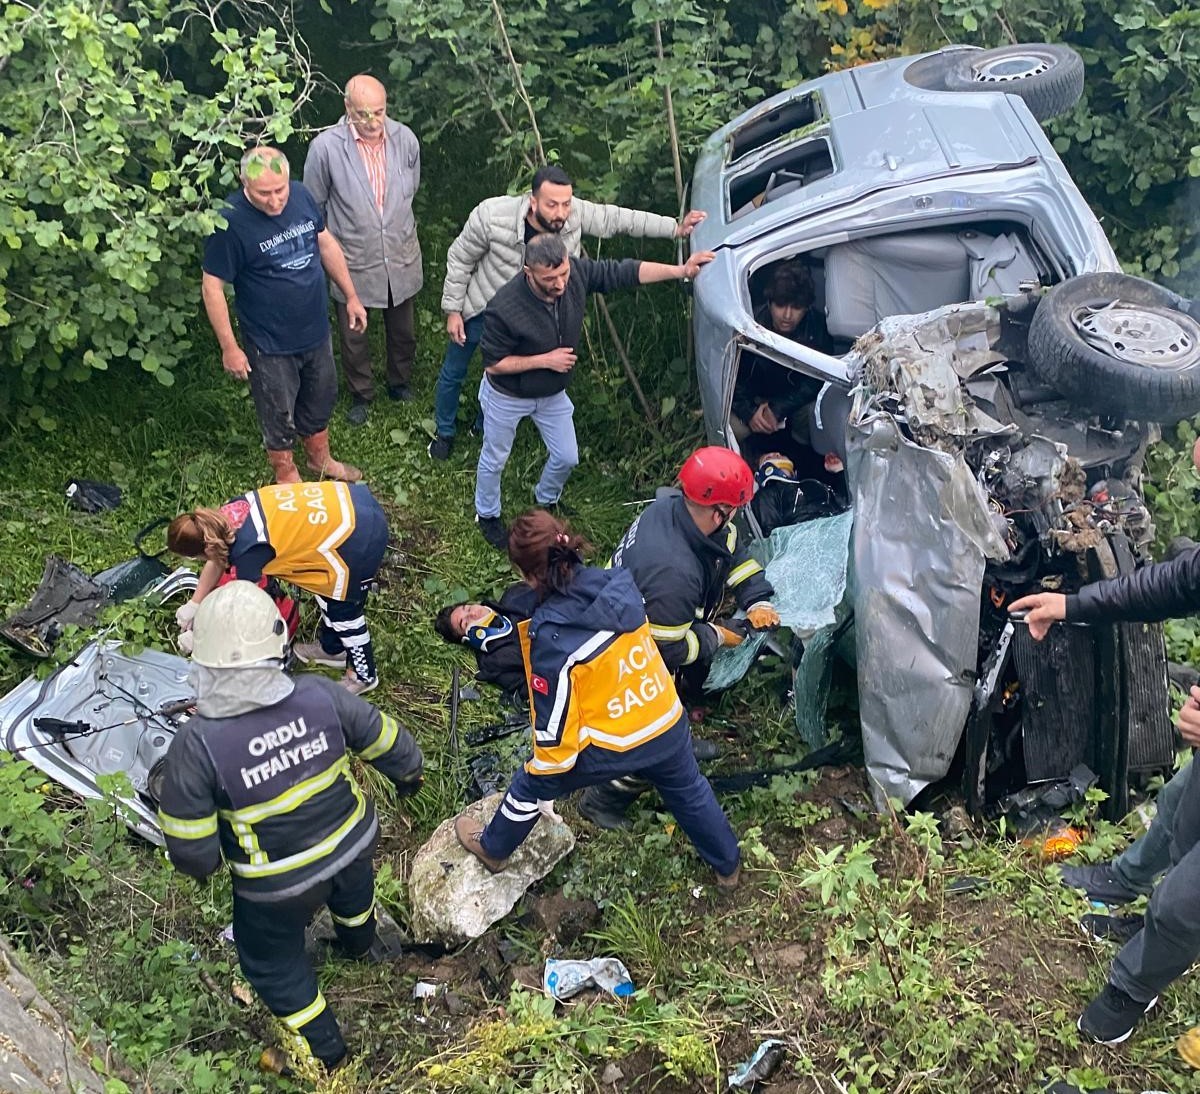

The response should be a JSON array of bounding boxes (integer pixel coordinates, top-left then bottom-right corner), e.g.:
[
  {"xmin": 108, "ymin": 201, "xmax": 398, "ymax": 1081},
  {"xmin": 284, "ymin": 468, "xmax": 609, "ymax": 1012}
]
[{"xmin": 408, "ymin": 794, "xmax": 575, "ymax": 945}]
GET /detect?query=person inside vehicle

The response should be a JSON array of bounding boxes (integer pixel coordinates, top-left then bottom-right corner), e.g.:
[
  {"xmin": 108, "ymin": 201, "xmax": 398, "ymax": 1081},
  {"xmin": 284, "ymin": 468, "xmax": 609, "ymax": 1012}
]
[
  {"xmin": 434, "ymin": 581, "xmax": 536, "ymax": 701},
  {"xmin": 450, "ymin": 509, "xmax": 742, "ymax": 889},
  {"xmin": 157, "ymin": 581, "xmax": 423, "ymax": 1074},
  {"xmin": 168, "ymin": 481, "xmax": 388, "ymax": 695},
  {"xmin": 1008, "ymin": 459, "xmax": 1200, "ymax": 1047},
  {"xmin": 732, "ymin": 261, "xmax": 833, "ymax": 468}
]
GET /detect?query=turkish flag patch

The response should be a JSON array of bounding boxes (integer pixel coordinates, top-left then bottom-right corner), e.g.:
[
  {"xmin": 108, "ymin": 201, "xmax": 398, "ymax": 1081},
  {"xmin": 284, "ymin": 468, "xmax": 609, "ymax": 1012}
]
[{"xmin": 531, "ymin": 674, "xmax": 549, "ymax": 695}]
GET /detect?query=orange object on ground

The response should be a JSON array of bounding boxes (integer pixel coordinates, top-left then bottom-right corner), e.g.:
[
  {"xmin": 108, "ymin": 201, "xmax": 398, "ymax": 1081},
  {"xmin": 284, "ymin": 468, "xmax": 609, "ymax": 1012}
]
[{"xmin": 1179, "ymin": 1026, "xmax": 1200, "ymax": 1069}]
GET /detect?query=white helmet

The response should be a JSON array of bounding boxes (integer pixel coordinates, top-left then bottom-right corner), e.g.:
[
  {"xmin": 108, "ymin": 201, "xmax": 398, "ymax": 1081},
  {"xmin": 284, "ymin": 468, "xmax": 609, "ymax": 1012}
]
[{"xmin": 191, "ymin": 581, "xmax": 287, "ymax": 668}]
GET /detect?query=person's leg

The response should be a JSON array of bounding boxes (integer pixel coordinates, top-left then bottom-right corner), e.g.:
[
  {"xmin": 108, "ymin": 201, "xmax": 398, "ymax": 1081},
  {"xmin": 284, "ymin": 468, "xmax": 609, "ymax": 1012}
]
[
  {"xmin": 1111, "ymin": 760, "xmax": 1191, "ymax": 892},
  {"xmin": 315, "ymin": 590, "xmax": 375, "ymax": 684},
  {"xmin": 335, "ymin": 302, "xmax": 376, "ymax": 404},
  {"xmin": 474, "ymin": 379, "xmax": 528, "ymax": 520},
  {"xmin": 327, "ymin": 851, "xmax": 377, "ymax": 958},
  {"xmin": 638, "ymin": 741, "xmax": 740, "ymax": 877},
  {"xmin": 433, "ymin": 314, "xmax": 485, "ymax": 440},
  {"xmin": 530, "ymin": 391, "xmax": 579, "ymax": 506},
  {"xmin": 245, "ymin": 341, "xmax": 303, "ymax": 480},
  {"xmin": 382, "ymin": 294, "xmax": 416, "ymax": 392},
  {"xmin": 475, "ymin": 767, "xmax": 580, "ymax": 859},
  {"xmin": 294, "ymin": 337, "xmax": 340, "ymax": 440},
  {"xmin": 233, "ymin": 886, "xmax": 348, "ymax": 1069}
]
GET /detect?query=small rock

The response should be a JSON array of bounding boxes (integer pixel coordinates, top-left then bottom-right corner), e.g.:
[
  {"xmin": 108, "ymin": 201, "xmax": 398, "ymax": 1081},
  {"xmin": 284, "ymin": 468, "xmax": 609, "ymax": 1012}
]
[
  {"xmin": 443, "ymin": 990, "xmax": 466, "ymax": 1017},
  {"xmin": 600, "ymin": 1062, "xmax": 624, "ymax": 1085}
]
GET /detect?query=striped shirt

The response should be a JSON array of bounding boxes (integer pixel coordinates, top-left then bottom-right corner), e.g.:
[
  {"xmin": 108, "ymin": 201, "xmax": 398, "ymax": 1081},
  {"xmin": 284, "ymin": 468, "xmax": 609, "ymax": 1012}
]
[{"xmin": 350, "ymin": 123, "xmax": 387, "ymax": 211}]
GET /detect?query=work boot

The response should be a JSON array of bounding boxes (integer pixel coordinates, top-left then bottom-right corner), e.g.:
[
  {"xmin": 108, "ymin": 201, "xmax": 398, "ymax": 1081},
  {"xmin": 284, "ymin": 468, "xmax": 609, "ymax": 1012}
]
[
  {"xmin": 1077, "ymin": 983, "xmax": 1157, "ymax": 1045},
  {"xmin": 1059, "ymin": 861, "xmax": 1139, "ymax": 905},
  {"xmin": 266, "ymin": 449, "xmax": 302, "ymax": 485},
  {"xmin": 577, "ymin": 785, "xmax": 637, "ymax": 830},
  {"xmin": 454, "ymin": 814, "xmax": 507, "ymax": 873},
  {"xmin": 302, "ymin": 430, "xmax": 362, "ymax": 483},
  {"xmin": 715, "ymin": 863, "xmax": 742, "ymax": 891}
]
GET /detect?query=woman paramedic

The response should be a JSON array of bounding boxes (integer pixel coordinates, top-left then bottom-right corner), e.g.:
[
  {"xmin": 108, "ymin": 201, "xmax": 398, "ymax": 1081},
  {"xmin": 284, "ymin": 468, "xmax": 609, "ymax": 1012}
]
[
  {"xmin": 167, "ymin": 480, "xmax": 388, "ymax": 695},
  {"xmin": 452, "ymin": 509, "xmax": 742, "ymax": 888}
]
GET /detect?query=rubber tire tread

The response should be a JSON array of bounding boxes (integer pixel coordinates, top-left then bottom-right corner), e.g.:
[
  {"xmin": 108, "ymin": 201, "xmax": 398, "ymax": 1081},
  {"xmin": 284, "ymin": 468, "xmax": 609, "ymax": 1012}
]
[
  {"xmin": 1027, "ymin": 272, "xmax": 1200, "ymax": 423},
  {"xmin": 944, "ymin": 44, "xmax": 1084, "ymax": 122}
]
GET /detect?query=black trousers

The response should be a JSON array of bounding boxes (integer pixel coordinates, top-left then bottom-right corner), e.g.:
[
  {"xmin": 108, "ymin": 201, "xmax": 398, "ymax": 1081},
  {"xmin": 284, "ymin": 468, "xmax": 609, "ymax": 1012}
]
[
  {"xmin": 336, "ymin": 289, "xmax": 416, "ymax": 402},
  {"xmin": 232, "ymin": 850, "xmax": 376, "ymax": 1067}
]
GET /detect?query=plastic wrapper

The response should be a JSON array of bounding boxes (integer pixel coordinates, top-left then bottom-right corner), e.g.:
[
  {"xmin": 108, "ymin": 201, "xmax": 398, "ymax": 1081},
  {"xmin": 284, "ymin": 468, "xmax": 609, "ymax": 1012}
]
[{"xmin": 542, "ymin": 957, "xmax": 634, "ymax": 1001}]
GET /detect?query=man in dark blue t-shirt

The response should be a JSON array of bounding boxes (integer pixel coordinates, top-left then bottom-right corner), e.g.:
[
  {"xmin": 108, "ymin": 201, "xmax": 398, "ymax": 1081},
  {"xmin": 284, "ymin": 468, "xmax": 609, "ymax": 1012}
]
[{"xmin": 202, "ymin": 146, "xmax": 367, "ymax": 484}]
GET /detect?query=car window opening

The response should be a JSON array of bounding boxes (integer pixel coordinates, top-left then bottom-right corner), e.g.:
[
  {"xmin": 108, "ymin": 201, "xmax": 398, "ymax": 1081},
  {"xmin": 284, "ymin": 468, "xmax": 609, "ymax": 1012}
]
[
  {"xmin": 728, "ymin": 93, "xmax": 822, "ymax": 163},
  {"xmin": 728, "ymin": 139, "xmax": 836, "ymax": 221},
  {"xmin": 750, "ymin": 220, "xmax": 1052, "ymax": 351}
]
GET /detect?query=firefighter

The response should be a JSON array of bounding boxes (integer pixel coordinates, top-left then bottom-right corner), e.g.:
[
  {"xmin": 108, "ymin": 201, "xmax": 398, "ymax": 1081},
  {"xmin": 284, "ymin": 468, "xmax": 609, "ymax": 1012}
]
[
  {"xmin": 582, "ymin": 446, "xmax": 781, "ymax": 827},
  {"xmin": 157, "ymin": 581, "xmax": 423, "ymax": 1072},
  {"xmin": 452, "ymin": 510, "xmax": 741, "ymax": 888},
  {"xmin": 168, "ymin": 480, "xmax": 388, "ymax": 695}
]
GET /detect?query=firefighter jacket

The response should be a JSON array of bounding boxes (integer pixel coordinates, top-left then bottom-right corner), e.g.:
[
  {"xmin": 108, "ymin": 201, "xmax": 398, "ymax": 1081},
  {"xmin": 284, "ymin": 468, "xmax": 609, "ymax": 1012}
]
[
  {"xmin": 520, "ymin": 566, "xmax": 687, "ymax": 779},
  {"xmin": 157, "ymin": 676, "xmax": 422, "ymax": 902},
  {"xmin": 222, "ymin": 482, "xmax": 386, "ymax": 601},
  {"xmin": 1067, "ymin": 545, "xmax": 1200, "ymax": 623},
  {"xmin": 610, "ymin": 492, "xmax": 774, "ymax": 671}
]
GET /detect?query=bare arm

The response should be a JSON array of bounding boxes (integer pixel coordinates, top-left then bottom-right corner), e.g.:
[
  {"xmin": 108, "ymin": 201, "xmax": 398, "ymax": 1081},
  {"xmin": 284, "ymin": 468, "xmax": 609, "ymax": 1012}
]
[
  {"xmin": 317, "ymin": 230, "xmax": 366, "ymax": 332},
  {"xmin": 486, "ymin": 347, "xmax": 577, "ymax": 375},
  {"xmin": 201, "ymin": 273, "xmax": 250, "ymax": 380}
]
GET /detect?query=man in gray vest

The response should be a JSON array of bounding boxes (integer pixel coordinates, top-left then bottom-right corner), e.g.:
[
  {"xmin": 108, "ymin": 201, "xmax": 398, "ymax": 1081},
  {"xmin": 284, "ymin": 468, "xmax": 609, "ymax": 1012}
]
[{"xmin": 305, "ymin": 74, "xmax": 423, "ymax": 425}]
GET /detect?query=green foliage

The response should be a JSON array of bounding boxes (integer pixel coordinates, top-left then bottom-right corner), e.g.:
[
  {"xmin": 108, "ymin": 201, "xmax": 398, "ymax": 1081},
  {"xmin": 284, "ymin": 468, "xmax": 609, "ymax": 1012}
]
[{"xmin": 0, "ymin": 0, "xmax": 313, "ymax": 409}]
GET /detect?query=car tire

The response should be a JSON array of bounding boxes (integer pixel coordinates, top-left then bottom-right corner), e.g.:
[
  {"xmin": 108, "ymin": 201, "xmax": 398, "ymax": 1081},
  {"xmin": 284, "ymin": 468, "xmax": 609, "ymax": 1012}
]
[
  {"xmin": 942, "ymin": 44, "xmax": 1084, "ymax": 121},
  {"xmin": 1027, "ymin": 273, "xmax": 1200, "ymax": 423}
]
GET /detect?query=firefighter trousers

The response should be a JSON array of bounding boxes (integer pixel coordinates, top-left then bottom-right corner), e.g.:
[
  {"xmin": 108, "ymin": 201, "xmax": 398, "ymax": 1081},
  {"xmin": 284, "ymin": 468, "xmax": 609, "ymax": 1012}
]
[{"xmin": 232, "ymin": 850, "xmax": 377, "ymax": 1068}]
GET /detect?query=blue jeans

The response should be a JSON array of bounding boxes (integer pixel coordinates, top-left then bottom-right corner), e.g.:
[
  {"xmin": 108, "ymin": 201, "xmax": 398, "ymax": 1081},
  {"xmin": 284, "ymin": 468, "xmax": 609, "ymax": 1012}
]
[
  {"xmin": 433, "ymin": 314, "xmax": 486, "ymax": 439},
  {"xmin": 474, "ymin": 377, "xmax": 578, "ymax": 519}
]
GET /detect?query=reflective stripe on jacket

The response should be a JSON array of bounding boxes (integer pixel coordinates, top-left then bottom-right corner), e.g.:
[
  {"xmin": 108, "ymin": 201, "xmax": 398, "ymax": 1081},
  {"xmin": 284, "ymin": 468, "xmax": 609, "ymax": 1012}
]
[{"xmin": 518, "ymin": 567, "xmax": 684, "ymax": 778}]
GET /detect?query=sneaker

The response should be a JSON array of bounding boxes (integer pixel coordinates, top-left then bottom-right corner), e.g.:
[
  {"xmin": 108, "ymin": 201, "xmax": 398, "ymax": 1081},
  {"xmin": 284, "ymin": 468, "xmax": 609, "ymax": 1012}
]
[
  {"xmin": 341, "ymin": 674, "xmax": 379, "ymax": 696},
  {"xmin": 715, "ymin": 863, "xmax": 741, "ymax": 891},
  {"xmin": 292, "ymin": 642, "xmax": 347, "ymax": 670},
  {"xmin": 428, "ymin": 435, "xmax": 453, "ymax": 461},
  {"xmin": 1080, "ymin": 913, "xmax": 1144, "ymax": 945},
  {"xmin": 346, "ymin": 399, "xmax": 370, "ymax": 427},
  {"xmin": 1077, "ymin": 983, "xmax": 1157, "ymax": 1045},
  {"xmin": 387, "ymin": 384, "xmax": 413, "ymax": 402},
  {"xmin": 1059, "ymin": 862, "xmax": 1140, "ymax": 905},
  {"xmin": 454, "ymin": 814, "xmax": 508, "ymax": 873},
  {"xmin": 476, "ymin": 513, "xmax": 509, "ymax": 551}
]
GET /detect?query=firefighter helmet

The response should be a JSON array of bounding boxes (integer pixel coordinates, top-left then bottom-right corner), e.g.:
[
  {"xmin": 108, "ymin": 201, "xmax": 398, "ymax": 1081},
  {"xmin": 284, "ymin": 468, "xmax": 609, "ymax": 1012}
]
[
  {"xmin": 678, "ymin": 447, "xmax": 754, "ymax": 508},
  {"xmin": 190, "ymin": 580, "xmax": 287, "ymax": 668}
]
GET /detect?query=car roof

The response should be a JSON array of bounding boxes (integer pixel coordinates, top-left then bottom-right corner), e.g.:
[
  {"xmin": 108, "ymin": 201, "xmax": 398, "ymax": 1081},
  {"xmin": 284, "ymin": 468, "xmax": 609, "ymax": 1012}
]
[{"xmin": 691, "ymin": 50, "xmax": 1055, "ymax": 252}]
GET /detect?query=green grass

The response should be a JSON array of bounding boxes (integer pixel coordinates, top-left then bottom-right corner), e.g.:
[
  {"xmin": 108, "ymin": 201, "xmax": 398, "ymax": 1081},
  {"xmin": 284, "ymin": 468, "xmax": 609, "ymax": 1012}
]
[{"xmin": 3, "ymin": 300, "xmax": 1200, "ymax": 1092}]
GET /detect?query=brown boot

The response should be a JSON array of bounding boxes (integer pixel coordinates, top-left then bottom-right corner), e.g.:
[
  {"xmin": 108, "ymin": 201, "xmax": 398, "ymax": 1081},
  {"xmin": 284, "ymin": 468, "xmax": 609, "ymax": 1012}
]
[
  {"xmin": 454, "ymin": 814, "xmax": 508, "ymax": 874},
  {"xmin": 266, "ymin": 449, "xmax": 301, "ymax": 484},
  {"xmin": 301, "ymin": 430, "xmax": 362, "ymax": 483}
]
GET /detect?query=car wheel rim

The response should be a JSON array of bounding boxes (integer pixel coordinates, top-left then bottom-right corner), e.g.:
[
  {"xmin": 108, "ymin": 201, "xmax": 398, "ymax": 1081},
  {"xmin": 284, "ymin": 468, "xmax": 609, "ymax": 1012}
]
[
  {"xmin": 972, "ymin": 54, "xmax": 1052, "ymax": 83},
  {"xmin": 1073, "ymin": 301, "xmax": 1200, "ymax": 370}
]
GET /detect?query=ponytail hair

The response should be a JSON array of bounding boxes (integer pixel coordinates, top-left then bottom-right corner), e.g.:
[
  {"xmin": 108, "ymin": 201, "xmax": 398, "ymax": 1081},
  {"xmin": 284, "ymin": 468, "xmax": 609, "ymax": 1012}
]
[
  {"xmin": 507, "ymin": 509, "xmax": 590, "ymax": 599},
  {"xmin": 167, "ymin": 508, "xmax": 235, "ymax": 569}
]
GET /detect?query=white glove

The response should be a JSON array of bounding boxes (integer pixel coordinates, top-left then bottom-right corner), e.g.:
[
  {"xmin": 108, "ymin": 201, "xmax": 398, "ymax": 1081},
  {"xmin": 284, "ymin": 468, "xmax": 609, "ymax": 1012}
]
[
  {"xmin": 177, "ymin": 629, "xmax": 195, "ymax": 655},
  {"xmin": 175, "ymin": 600, "xmax": 199, "ymax": 631}
]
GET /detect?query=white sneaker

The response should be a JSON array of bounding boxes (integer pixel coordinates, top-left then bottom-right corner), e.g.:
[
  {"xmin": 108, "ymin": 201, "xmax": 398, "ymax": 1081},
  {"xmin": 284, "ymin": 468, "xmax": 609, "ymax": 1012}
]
[
  {"xmin": 341, "ymin": 675, "xmax": 379, "ymax": 696},
  {"xmin": 292, "ymin": 642, "xmax": 346, "ymax": 670}
]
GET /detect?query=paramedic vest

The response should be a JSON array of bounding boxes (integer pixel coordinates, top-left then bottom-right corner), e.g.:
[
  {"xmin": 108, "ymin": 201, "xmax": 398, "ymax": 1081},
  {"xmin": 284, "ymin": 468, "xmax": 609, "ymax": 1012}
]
[
  {"xmin": 231, "ymin": 482, "xmax": 358, "ymax": 599},
  {"xmin": 519, "ymin": 618, "xmax": 683, "ymax": 777}
]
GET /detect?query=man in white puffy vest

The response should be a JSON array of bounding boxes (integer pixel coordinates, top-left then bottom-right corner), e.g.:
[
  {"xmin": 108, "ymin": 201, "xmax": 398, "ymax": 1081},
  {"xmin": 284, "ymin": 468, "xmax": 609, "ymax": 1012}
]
[{"xmin": 428, "ymin": 163, "xmax": 705, "ymax": 460}]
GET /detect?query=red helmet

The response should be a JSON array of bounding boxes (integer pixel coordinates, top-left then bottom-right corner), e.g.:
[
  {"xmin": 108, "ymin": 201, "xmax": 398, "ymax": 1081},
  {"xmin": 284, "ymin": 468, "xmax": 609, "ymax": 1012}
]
[{"xmin": 678, "ymin": 447, "xmax": 753, "ymax": 508}]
